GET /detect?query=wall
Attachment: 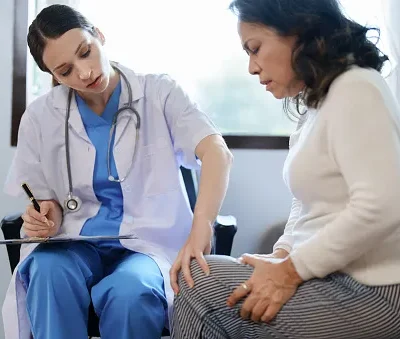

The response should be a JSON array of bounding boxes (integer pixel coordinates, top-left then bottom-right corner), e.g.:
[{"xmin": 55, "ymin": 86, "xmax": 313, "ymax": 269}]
[
  {"xmin": 0, "ymin": 0, "xmax": 27, "ymax": 338},
  {"xmin": 221, "ymin": 149, "xmax": 291, "ymax": 257}
]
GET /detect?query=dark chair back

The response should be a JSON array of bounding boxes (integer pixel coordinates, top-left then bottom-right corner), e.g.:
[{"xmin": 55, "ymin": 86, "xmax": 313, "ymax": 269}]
[
  {"xmin": 180, "ymin": 167, "xmax": 197, "ymax": 212},
  {"xmin": 1, "ymin": 213, "xmax": 23, "ymax": 273}
]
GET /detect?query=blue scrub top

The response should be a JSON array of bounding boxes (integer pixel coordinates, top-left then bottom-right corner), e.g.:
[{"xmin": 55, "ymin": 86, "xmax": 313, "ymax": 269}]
[{"xmin": 75, "ymin": 81, "xmax": 124, "ymax": 248}]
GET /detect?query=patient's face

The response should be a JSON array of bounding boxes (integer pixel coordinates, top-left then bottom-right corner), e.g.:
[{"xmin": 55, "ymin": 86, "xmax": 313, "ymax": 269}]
[
  {"xmin": 237, "ymin": 21, "xmax": 304, "ymax": 99},
  {"xmin": 42, "ymin": 28, "xmax": 112, "ymax": 93}
]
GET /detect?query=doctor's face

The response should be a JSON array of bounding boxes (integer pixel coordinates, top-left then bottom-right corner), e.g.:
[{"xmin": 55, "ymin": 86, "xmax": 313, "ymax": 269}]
[
  {"xmin": 42, "ymin": 28, "xmax": 112, "ymax": 93},
  {"xmin": 238, "ymin": 21, "xmax": 304, "ymax": 99}
]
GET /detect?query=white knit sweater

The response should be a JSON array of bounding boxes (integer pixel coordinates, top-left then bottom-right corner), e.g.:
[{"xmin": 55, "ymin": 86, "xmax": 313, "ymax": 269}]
[{"xmin": 274, "ymin": 67, "xmax": 400, "ymax": 286}]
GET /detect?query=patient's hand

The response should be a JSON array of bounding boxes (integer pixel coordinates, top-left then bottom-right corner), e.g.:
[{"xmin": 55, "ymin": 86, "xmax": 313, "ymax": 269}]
[
  {"xmin": 22, "ymin": 200, "xmax": 63, "ymax": 238},
  {"xmin": 267, "ymin": 249, "xmax": 290, "ymax": 259}
]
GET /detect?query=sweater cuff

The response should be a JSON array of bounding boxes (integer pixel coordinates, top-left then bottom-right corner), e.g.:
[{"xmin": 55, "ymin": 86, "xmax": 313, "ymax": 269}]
[
  {"xmin": 289, "ymin": 251, "xmax": 315, "ymax": 281},
  {"xmin": 273, "ymin": 234, "xmax": 294, "ymax": 254},
  {"xmin": 273, "ymin": 243, "xmax": 292, "ymax": 254}
]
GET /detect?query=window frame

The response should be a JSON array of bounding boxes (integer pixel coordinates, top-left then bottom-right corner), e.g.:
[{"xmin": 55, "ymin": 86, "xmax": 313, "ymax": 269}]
[{"xmin": 11, "ymin": 0, "xmax": 29, "ymax": 147}]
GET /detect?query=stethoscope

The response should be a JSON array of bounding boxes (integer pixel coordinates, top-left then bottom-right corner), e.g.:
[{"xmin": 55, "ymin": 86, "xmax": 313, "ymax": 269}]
[{"xmin": 64, "ymin": 64, "xmax": 141, "ymax": 213}]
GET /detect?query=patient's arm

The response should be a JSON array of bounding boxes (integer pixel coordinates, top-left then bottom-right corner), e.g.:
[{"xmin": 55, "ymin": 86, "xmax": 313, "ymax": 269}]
[{"xmin": 272, "ymin": 198, "xmax": 301, "ymax": 254}]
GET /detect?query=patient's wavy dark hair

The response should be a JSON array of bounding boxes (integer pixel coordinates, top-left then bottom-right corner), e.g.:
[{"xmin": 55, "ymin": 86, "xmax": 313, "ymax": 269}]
[{"xmin": 229, "ymin": 0, "xmax": 389, "ymax": 116}]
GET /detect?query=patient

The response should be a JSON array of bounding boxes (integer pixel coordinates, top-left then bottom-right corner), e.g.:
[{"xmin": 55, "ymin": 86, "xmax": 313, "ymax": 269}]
[{"xmin": 171, "ymin": 0, "xmax": 400, "ymax": 338}]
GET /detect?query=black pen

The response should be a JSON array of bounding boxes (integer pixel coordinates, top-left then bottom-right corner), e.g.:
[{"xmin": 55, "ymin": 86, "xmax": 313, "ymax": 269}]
[{"xmin": 21, "ymin": 183, "xmax": 41, "ymax": 212}]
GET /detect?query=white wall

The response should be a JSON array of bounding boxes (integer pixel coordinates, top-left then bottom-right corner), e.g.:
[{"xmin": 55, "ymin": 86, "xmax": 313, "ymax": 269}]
[
  {"xmin": 0, "ymin": 1, "xmax": 291, "ymax": 337},
  {"xmin": 0, "ymin": 0, "xmax": 28, "ymax": 337},
  {"xmin": 221, "ymin": 149, "xmax": 291, "ymax": 257}
]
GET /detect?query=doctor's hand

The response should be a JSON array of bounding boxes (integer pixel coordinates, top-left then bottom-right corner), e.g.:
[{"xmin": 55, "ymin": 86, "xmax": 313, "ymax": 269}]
[
  {"xmin": 227, "ymin": 254, "xmax": 303, "ymax": 323},
  {"xmin": 170, "ymin": 217, "xmax": 213, "ymax": 294},
  {"xmin": 22, "ymin": 200, "xmax": 63, "ymax": 238}
]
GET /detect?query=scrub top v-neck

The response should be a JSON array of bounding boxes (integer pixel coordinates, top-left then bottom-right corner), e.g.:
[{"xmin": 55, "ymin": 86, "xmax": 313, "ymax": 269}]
[{"xmin": 75, "ymin": 81, "xmax": 124, "ymax": 249}]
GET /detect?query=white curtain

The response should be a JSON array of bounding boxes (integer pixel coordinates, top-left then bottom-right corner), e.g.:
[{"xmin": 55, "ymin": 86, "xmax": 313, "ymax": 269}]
[{"xmin": 379, "ymin": 0, "xmax": 400, "ymax": 102}]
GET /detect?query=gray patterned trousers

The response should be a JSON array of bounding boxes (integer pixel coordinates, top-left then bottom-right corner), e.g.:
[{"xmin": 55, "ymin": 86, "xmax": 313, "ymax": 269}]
[{"xmin": 171, "ymin": 255, "xmax": 400, "ymax": 339}]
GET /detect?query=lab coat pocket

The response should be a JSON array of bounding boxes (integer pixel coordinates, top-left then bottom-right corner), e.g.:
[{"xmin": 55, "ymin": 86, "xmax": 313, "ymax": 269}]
[{"xmin": 142, "ymin": 138, "xmax": 180, "ymax": 196}]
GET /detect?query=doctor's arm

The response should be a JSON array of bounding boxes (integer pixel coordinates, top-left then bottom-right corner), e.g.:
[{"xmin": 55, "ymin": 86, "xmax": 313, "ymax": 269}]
[
  {"xmin": 170, "ymin": 134, "xmax": 233, "ymax": 294},
  {"xmin": 158, "ymin": 75, "xmax": 234, "ymax": 293},
  {"xmin": 192, "ymin": 134, "xmax": 233, "ymax": 233}
]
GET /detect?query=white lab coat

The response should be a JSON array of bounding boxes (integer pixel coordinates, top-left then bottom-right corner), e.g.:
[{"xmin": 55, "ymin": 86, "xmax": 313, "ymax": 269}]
[{"xmin": 2, "ymin": 64, "xmax": 219, "ymax": 338}]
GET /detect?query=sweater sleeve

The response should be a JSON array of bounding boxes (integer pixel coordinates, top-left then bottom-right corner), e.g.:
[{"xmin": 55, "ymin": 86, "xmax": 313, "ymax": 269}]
[
  {"xmin": 273, "ymin": 198, "xmax": 301, "ymax": 253},
  {"xmin": 290, "ymin": 72, "xmax": 400, "ymax": 281}
]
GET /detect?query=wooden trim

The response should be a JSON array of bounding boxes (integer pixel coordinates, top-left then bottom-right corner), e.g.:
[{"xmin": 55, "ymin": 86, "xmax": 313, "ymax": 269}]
[
  {"xmin": 224, "ymin": 135, "xmax": 289, "ymax": 149},
  {"xmin": 11, "ymin": 0, "xmax": 29, "ymax": 146}
]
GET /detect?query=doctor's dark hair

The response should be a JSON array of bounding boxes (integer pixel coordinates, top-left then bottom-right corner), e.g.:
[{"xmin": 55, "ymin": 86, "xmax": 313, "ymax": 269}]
[
  {"xmin": 229, "ymin": 0, "xmax": 389, "ymax": 114},
  {"xmin": 27, "ymin": 4, "xmax": 96, "ymax": 74}
]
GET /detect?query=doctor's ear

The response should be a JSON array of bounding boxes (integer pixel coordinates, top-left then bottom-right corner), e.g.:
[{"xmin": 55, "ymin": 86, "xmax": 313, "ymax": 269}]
[
  {"xmin": 94, "ymin": 27, "xmax": 106, "ymax": 45},
  {"xmin": 52, "ymin": 76, "xmax": 61, "ymax": 87}
]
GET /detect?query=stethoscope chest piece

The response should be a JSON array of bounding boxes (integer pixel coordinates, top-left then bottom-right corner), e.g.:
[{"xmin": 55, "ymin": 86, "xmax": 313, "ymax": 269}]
[{"xmin": 64, "ymin": 194, "xmax": 82, "ymax": 212}]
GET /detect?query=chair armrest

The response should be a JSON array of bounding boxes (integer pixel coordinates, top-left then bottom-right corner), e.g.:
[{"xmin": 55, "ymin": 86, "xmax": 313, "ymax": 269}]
[
  {"xmin": 213, "ymin": 215, "xmax": 237, "ymax": 256},
  {"xmin": 1, "ymin": 213, "xmax": 23, "ymax": 240},
  {"xmin": 1, "ymin": 213, "xmax": 24, "ymax": 274}
]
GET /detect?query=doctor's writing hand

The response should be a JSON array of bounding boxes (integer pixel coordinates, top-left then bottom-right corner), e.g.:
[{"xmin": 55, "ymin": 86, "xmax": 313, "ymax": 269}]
[
  {"xmin": 22, "ymin": 200, "xmax": 63, "ymax": 238},
  {"xmin": 170, "ymin": 216, "xmax": 213, "ymax": 294},
  {"xmin": 227, "ymin": 254, "xmax": 303, "ymax": 323}
]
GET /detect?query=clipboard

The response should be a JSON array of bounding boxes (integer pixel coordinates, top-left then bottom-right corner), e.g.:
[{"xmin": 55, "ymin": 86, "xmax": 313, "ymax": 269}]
[{"xmin": 0, "ymin": 234, "xmax": 138, "ymax": 245}]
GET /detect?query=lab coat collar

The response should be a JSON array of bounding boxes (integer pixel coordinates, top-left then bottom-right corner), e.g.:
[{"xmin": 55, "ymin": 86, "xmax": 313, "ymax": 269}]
[
  {"xmin": 52, "ymin": 85, "xmax": 88, "ymax": 143},
  {"xmin": 114, "ymin": 62, "xmax": 144, "ymax": 106},
  {"xmin": 51, "ymin": 63, "xmax": 144, "ymax": 142}
]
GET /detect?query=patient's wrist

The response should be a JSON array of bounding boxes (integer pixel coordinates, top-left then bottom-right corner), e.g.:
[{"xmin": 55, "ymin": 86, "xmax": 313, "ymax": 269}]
[{"xmin": 274, "ymin": 248, "xmax": 290, "ymax": 259}]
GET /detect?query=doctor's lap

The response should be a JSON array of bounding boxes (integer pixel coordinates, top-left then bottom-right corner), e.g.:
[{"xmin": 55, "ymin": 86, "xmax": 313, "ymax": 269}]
[{"xmin": 18, "ymin": 242, "xmax": 166, "ymax": 339}]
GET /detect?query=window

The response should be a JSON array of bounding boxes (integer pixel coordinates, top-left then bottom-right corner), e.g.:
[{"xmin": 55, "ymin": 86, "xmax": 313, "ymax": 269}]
[
  {"xmin": 340, "ymin": 0, "xmax": 390, "ymax": 74},
  {"xmin": 13, "ymin": 0, "xmax": 388, "ymax": 147},
  {"xmin": 27, "ymin": 0, "xmax": 296, "ymax": 138}
]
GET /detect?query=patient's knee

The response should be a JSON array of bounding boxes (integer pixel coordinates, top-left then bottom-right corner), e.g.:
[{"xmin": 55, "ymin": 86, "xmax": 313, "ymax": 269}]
[{"xmin": 178, "ymin": 255, "xmax": 238, "ymax": 289}]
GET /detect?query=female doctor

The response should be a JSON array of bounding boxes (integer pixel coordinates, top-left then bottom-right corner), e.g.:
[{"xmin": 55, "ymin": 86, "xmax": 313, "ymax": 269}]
[{"xmin": 3, "ymin": 4, "xmax": 233, "ymax": 339}]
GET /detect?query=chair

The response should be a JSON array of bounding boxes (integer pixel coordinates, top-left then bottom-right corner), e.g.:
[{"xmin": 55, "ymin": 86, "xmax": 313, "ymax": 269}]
[{"xmin": 1, "ymin": 167, "xmax": 237, "ymax": 338}]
